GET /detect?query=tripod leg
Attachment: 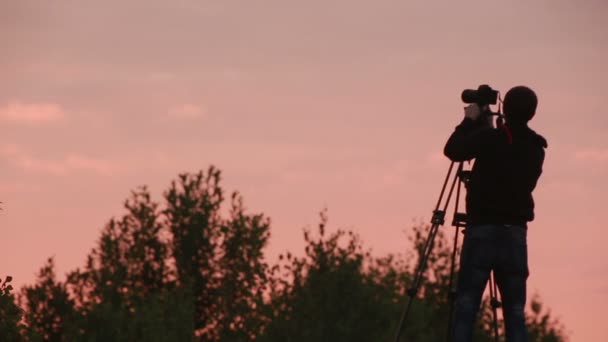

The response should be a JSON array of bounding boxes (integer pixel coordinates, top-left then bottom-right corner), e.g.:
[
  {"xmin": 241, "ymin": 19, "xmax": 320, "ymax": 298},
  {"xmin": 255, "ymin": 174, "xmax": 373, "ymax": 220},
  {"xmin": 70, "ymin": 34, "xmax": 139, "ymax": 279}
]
[
  {"xmin": 446, "ymin": 165, "xmax": 467, "ymax": 341},
  {"xmin": 393, "ymin": 223, "xmax": 440, "ymax": 342},
  {"xmin": 445, "ymin": 226, "xmax": 461, "ymax": 341},
  {"xmin": 393, "ymin": 161, "xmax": 462, "ymax": 341}
]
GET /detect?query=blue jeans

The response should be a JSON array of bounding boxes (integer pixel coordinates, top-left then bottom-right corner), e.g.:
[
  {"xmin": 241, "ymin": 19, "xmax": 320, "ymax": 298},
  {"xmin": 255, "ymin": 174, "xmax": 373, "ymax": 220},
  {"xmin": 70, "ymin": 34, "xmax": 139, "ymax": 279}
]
[{"xmin": 451, "ymin": 224, "xmax": 529, "ymax": 342}]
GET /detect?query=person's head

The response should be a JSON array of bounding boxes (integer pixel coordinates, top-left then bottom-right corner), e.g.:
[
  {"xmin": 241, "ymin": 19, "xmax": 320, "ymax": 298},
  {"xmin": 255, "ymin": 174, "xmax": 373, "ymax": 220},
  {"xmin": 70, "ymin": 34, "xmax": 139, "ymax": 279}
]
[{"xmin": 503, "ymin": 86, "xmax": 538, "ymax": 124}]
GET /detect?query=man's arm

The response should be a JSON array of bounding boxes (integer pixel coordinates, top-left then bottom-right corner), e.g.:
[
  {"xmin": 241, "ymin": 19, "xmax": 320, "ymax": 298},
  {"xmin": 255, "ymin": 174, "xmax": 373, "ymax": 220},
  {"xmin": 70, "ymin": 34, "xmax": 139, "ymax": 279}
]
[
  {"xmin": 444, "ymin": 118, "xmax": 482, "ymax": 161},
  {"xmin": 443, "ymin": 104, "xmax": 494, "ymax": 161}
]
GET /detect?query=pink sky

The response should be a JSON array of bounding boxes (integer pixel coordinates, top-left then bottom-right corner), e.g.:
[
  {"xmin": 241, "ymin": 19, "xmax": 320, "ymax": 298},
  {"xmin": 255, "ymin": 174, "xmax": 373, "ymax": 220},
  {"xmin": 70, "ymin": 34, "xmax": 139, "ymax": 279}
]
[{"xmin": 1, "ymin": 0, "xmax": 607, "ymax": 340}]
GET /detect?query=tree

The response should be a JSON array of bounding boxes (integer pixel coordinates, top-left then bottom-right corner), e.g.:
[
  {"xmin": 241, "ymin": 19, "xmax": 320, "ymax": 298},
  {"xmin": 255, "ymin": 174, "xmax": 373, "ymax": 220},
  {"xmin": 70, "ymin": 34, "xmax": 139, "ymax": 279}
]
[
  {"xmin": 258, "ymin": 215, "xmax": 568, "ymax": 342},
  {"xmin": 259, "ymin": 210, "xmax": 402, "ymax": 341},
  {"xmin": 21, "ymin": 258, "xmax": 77, "ymax": 341},
  {"xmin": 526, "ymin": 294, "xmax": 568, "ymax": 341},
  {"xmin": 214, "ymin": 193, "xmax": 271, "ymax": 341},
  {"xmin": 163, "ymin": 167, "xmax": 224, "ymax": 338},
  {"xmin": 0, "ymin": 275, "xmax": 23, "ymax": 341},
  {"xmin": 163, "ymin": 167, "xmax": 271, "ymax": 340},
  {"xmin": 64, "ymin": 186, "xmax": 192, "ymax": 341},
  {"xmin": 58, "ymin": 166, "xmax": 270, "ymax": 341},
  {"xmin": 11, "ymin": 167, "xmax": 568, "ymax": 341}
]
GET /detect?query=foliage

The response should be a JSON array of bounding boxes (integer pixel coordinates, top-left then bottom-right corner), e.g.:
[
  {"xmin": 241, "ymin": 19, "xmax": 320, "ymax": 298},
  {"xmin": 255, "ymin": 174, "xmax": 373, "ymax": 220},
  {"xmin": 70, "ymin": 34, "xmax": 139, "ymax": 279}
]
[
  {"xmin": 258, "ymin": 210, "xmax": 398, "ymax": 342},
  {"xmin": 0, "ymin": 275, "xmax": 24, "ymax": 341},
  {"xmin": 526, "ymin": 294, "xmax": 568, "ymax": 341},
  {"xmin": 20, "ymin": 258, "xmax": 77, "ymax": 341},
  {"xmin": 6, "ymin": 167, "xmax": 568, "ymax": 341}
]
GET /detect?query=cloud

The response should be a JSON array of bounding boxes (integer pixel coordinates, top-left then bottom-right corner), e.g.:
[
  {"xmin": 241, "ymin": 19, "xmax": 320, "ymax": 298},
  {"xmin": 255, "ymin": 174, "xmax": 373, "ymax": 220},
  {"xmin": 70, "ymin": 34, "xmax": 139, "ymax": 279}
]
[
  {"xmin": 0, "ymin": 144, "xmax": 116, "ymax": 176},
  {"xmin": 0, "ymin": 102, "xmax": 66, "ymax": 124},
  {"xmin": 167, "ymin": 104, "xmax": 206, "ymax": 119},
  {"xmin": 574, "ymin": 148, "xmax": 608, "ymax": 163}
]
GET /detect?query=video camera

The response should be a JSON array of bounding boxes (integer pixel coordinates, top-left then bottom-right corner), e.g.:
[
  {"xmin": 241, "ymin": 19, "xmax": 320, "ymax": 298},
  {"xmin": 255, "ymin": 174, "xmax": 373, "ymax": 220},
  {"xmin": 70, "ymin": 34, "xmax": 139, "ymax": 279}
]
[{"xmin": 461, "ymin": 84, "xmax": 498, "ymax": 106}]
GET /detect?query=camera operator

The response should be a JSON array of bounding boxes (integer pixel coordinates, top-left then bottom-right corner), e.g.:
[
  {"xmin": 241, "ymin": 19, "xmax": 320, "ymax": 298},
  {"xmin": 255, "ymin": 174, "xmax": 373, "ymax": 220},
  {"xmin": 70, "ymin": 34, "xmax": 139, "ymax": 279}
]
[{"xmin": 444, "ymin": 86, "xmax": 548, "ymax": 342}]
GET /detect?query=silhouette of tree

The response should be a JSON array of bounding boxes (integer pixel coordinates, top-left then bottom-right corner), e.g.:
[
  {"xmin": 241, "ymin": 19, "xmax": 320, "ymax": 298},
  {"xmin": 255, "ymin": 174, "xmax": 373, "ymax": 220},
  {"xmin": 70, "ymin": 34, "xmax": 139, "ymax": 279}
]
[
  {"xmin": 258, "ymin": 215, "xmax": 568, "ymax": 342},
  {"xmin": 0, "ymin": 275, "xmax": 23, "ymax": 341},
  {"xmin": 21, "ymin": 258, "xmax": 78, "ymax": 341},
  {"xmin": 526, "ymin": 294, "xmax": 568, "ymax": 341},
  {"xmin": 10, "ymin": 167, "xmax": 568, "ymax": 341},
  {"xmin": 258, "ymin": 210, "xmax": 400, "ymax": 342},
  {"xmin": 30, "ymin": 166, "xmax": 270, "ymax": 341},
  {"xmin": 163, "ymin": 167, "xmax": 271, "ymax": 340},
  {"xmin": 163, "ymin": 168, "xmax": 225, "ymax": 338},
  {"xmin": 64, "ymin": 186, "xmax": 193, "ymax": 341},
  {"xmin": 258, "ymin": 214, "xmax": 450, "ymax": 341},
  {"xmin": 214, "ymin": 192, "xmax": 270, "ymax": 341}
]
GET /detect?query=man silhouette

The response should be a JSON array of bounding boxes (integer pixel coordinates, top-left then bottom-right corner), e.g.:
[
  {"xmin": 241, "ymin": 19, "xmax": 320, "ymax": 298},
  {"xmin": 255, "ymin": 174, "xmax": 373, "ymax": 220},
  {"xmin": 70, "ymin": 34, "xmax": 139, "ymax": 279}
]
[{"xmin": 444, "ymin": 86, "xmax": 548, "ymax": 341}]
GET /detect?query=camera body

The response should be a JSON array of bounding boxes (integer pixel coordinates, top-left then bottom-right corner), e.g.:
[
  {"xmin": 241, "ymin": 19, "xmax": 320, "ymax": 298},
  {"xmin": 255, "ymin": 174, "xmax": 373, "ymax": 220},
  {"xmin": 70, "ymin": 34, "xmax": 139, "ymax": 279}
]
[{"xmin": 461, "ymin": 84, "xmax": 498, "ymax": 106}]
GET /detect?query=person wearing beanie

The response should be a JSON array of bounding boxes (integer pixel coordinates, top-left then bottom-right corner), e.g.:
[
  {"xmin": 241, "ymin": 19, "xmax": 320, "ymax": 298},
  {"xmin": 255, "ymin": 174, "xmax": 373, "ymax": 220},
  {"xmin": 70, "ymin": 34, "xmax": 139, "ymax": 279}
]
[{"xmin": 444, "ymin": 85, "xmax": 548, "ymax": 341}]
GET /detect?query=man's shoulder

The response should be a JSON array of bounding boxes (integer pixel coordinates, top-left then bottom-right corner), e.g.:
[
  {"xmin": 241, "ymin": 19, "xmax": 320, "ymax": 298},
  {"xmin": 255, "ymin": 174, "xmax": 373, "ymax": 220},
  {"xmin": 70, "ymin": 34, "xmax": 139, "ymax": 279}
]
[{"xmin": 527, "ymin": 128, "xmax": 548, "ymax": 149}]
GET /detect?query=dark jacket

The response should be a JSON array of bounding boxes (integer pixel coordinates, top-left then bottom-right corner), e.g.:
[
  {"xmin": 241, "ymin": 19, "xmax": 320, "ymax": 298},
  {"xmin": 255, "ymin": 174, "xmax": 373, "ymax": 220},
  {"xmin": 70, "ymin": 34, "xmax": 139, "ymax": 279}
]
[{"xmin": 444, "ymin": 118, "xmax": 547, "ymax": 225}]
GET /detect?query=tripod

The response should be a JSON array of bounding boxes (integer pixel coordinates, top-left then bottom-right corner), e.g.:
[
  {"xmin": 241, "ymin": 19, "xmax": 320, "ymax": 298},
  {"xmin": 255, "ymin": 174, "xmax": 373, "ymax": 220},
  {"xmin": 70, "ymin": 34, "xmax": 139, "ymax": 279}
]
[{"xmin": 392, "ymin": 161, "xmax": 502, "ymax": 342}]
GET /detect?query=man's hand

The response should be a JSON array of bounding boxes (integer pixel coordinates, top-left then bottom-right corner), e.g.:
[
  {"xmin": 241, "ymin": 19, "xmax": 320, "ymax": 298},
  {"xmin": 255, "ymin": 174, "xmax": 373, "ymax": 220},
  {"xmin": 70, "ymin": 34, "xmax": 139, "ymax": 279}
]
[{"xmin": 464, "ymin": 104, "xmax": 481, "ymax": 120}]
